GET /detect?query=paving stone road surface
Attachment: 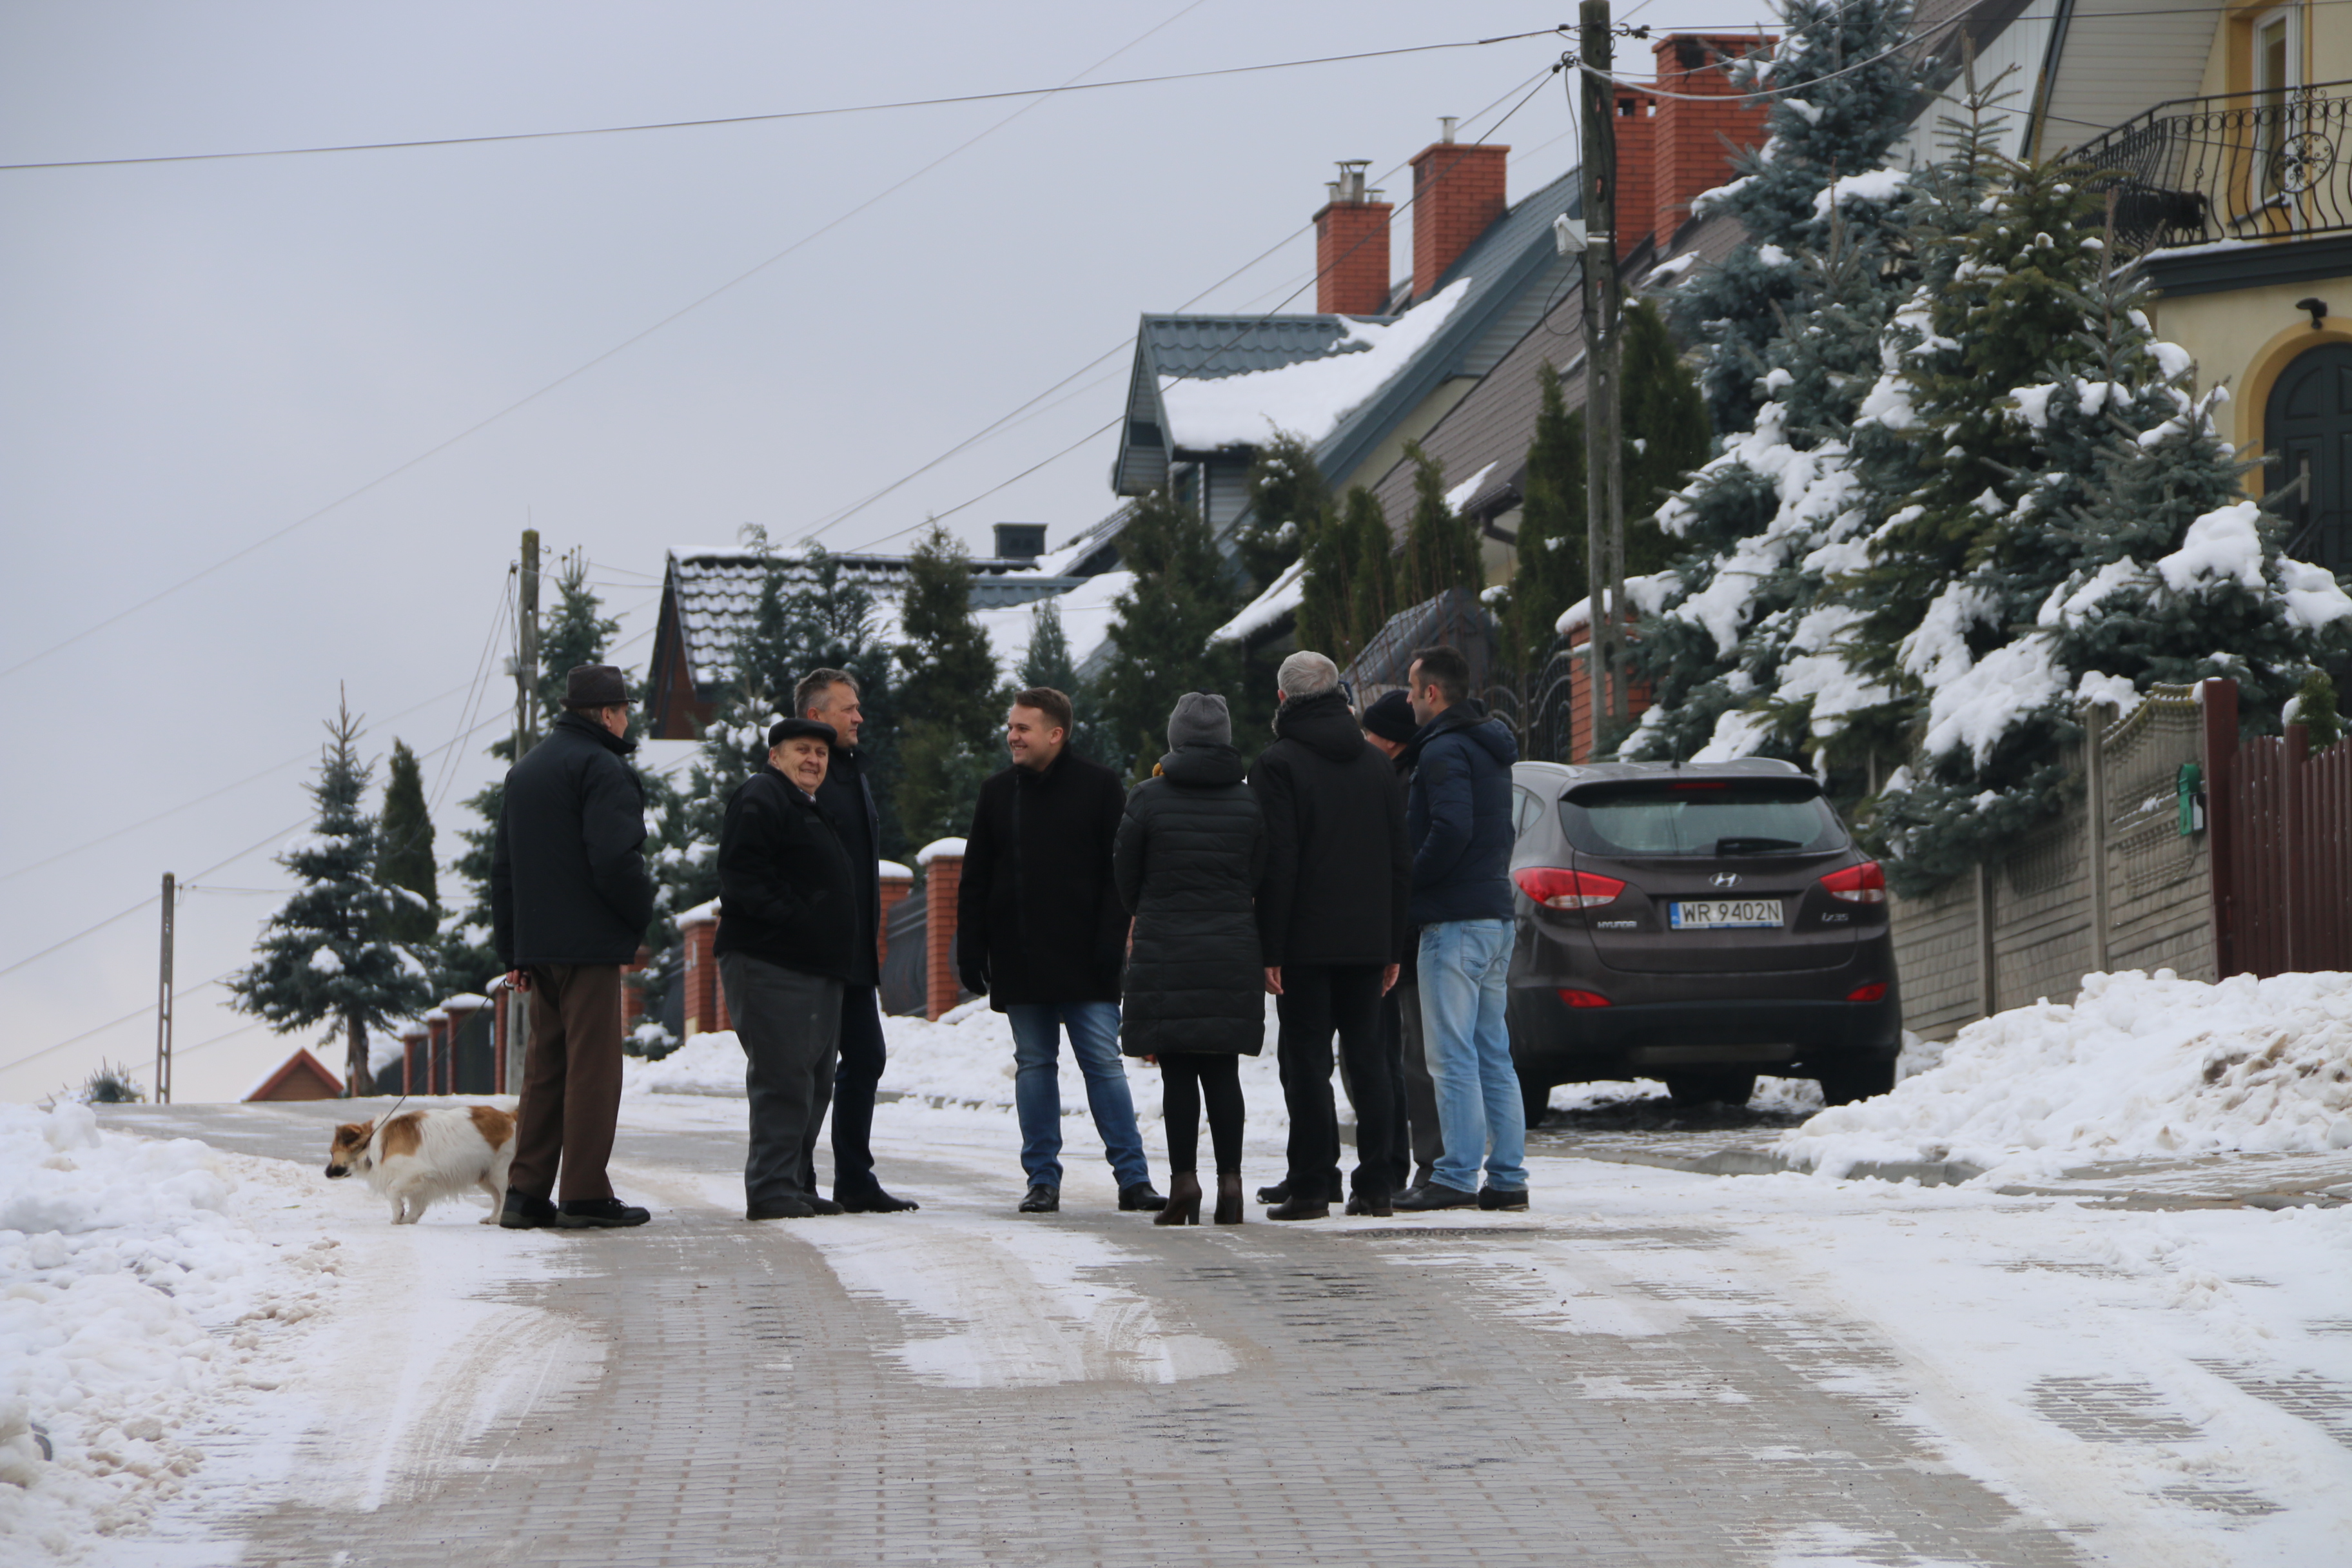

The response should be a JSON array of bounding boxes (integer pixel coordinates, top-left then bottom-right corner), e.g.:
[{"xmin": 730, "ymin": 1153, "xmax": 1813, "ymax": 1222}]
[{"xmin": 77, "ymin": 1099, "xmax": 2154, "ymax": 1568}]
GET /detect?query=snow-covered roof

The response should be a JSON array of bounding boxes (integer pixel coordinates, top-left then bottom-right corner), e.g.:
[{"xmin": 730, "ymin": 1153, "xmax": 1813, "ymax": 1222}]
[
  {"xmin": 972, "ymin": 569, "xmax": 1136, "ymax": 674},
  {"xmin": 1208, "ymin": 558, "xmax": 1306, "ymax": 649}
]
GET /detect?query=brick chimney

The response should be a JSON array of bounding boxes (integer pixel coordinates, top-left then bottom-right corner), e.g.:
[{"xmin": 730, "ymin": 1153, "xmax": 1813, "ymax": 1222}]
[
  {"xmin": 1408, "ymin": 118, "xmax": 1509, "ymax": 301},
  {"xmin": 1652, "ymin": 34, "xmax": 1774, "ymax": 250},
  {"xmin": 1315, "ymin": 160, "xmax": 1393, "ymax": 315},
  {"xmin": 1611, "ymin": 87, "xmax": 1660, "ymax": 255}
]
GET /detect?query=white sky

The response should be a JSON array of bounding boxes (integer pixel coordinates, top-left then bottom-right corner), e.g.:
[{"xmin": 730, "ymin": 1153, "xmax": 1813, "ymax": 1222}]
[{"xmin": 0, "ymin": 0, "xmax": 1770, "ymax": 1102}]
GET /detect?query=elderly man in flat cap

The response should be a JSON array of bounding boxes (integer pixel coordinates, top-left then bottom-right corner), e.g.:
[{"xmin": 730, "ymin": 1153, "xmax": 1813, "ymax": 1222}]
[
  {"xmin": 493, "ymin": 663, "xmax": 657, "ymax": 1230},
  {"xmin": 716, "ymin": 717, "xmax": 860, "ymax": 1220}
]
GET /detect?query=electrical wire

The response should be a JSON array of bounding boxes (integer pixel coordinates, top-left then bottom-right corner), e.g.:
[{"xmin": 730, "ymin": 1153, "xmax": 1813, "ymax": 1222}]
[
  {"xmin": 427, "ymin": 567, "xmax": 516, "ymax": 817},
  {"xmin": 0, "ymin": 30, "xmax": 1571, "ymax": 172},
  {"xmin": 1580, "ymin": 12, "xmax": 1966, "ymax": 101},
  {"xmin": 0, "ymin": 1, "xmax": 1220, "ymax": 683},
  {"xmin": 0, "ymin": 974, "xmax": 237, "ymax": 1078}
]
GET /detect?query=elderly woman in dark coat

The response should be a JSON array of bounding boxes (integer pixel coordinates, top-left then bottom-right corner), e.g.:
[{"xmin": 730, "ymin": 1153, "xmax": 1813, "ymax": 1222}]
[{"xmin": 1113, "ymin": 692, "xmax": 1266, "ymax": 1225}]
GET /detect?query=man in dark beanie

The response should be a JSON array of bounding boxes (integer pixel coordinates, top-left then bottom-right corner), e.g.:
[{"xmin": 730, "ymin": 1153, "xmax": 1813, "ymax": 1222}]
[
  {"xmin": 1361, "ymin": 687, "xmax": 1442, "ymax": 1192},
  {"xmin": 790, "ymin": 668, "xmax": 916, "ymax": 1212},
  {"xmin": 716, "ymin": 717, "xmax": 858, "ymax": 1220},
  {"xmin": 492, "ymin": 663, "xmax": 656, "ymax": 1230}
]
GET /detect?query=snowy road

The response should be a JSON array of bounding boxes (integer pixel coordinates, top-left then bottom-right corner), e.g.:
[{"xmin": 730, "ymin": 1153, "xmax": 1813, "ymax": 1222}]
[{"xmin": 50, "ymin": 1091, "xmax": 2352, "ymax": 1567}]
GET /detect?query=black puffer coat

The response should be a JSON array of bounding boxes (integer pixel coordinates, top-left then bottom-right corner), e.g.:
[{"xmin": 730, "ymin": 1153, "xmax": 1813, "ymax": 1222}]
[
  {"xmin": 1113, "ymin": 744, "xmax": 1266, "ymax": 1057},
  {"xmin": 1249, "ymin": 689, "xmax": 1411, "ymax": 968},
  {"xmin": 491, "ymin": 713, "xmax": 654, "ymax": 968}
]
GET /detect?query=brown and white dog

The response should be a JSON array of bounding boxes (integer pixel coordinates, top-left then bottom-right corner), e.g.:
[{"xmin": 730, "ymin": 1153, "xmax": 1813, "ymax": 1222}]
[{"xmin": 324, "ymin": 1107, "xmax": 516, "ymax": 1224}]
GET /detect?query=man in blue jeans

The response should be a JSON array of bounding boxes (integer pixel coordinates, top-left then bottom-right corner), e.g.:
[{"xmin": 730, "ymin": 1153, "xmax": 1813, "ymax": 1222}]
[
  {"xmin": 1393, "ymin": 645, "xmax": 1529, "ymax": 1213},
  {"xmin": 957, "ymin": 687, "xmax": 1165, "ymax": 1216}
]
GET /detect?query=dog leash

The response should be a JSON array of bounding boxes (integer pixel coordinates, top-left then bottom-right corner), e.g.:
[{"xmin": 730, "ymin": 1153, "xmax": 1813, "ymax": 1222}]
[{"xmin": 362, "ymin": 1090, "xmax": 411, "ymax": 1165}]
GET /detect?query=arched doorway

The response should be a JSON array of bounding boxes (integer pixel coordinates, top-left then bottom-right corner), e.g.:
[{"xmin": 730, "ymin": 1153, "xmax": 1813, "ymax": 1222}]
[{"xmin": 2264, "ymin": 341, "xmax": 2352, "ymax": 571}]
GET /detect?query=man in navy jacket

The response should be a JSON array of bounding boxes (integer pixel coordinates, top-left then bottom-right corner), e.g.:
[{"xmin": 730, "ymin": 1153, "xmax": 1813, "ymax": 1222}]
[{"xmin": 1393, "ymin": 645, "xmax": 1529, "ymax": 1213}]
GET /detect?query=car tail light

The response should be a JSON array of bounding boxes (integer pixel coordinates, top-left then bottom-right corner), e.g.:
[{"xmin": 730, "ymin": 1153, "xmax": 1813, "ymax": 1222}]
[
  {"xmin": 1846, "ymin": 983, "xmax": 1888, "ymax": 1003},
  {"xmin": 1819, "ymin": 861, "xmax": 1886, "ymax": 905},
  {"xmin": 1556, "ymin": 988, "xmax": 1612, "ymax": 1008},
  {"xmin": 1514, "ymin": 867, "xmax": 1626, "ymax": 909}
]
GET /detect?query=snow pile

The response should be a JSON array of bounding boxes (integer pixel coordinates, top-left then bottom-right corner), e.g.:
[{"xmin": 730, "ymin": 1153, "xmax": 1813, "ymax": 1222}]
[
  {"xmin": 1778, "ymin": 970, "xmax": 2352, "ymax": 1181},
  {"xmin": 624, "ymin": 1030, "xmax": 746, "ymax": 1096},
  {"xmin": 1158, "ymin": 280, "xmax": 1469, "ymax": 449},
  {"xmin": 0, "ymin": 1103, "xmax": 341, "ymax": 1561}
]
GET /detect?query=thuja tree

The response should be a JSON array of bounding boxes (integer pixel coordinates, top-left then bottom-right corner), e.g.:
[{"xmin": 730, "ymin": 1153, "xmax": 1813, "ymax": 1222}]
[
  {"xmin": 1298, "ymin": 485, "xmax": 1398, "ymax": 670},
  {"xmin": 894, "ymin": 523, "xmax": 1005, "ymax": 847},
  {"xmin": 1017, "ymin": 593, "xmax": 1112, "ymax": 763},
  {"xmin": 1236, "ymin": 432, "xmax": 1326, "ymax": 597},
  {"xmin": 230, "ymin": 696, "xmax": 432, "ymax": 1095},
  {"xmin": 1494, "ymin": 362, "xmax": 1586, "ymax": 675},
  {"xmin": 377, "ymin": 739, "xmax": 438, "ymax": 945},
  {"xmin": 1393, "ymin": 442, "xmax": 1483, "ymax": 611},
  {"xmin": 1099, "ymin": 488, "xmax": 1239, "ymax": 778},
  {"xmin": 1619, "ymin": 299, "xmax": 1711, "ymax": 576}
]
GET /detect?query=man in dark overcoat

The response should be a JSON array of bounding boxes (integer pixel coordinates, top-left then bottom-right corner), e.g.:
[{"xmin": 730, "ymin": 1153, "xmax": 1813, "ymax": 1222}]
[
  {"xmin": 491, "ymin": 663, "xmax": 656, "ymax": 1230},
  {"xmin": 1250, "ymin": 652, "xmax": 1411, "ymax": 1219},
  {"xmin": 792, "ymin": 667, "xmax": 917, "ymax": 1213},
  {"xmin": 716, "ymin": 718, "xmax": 858, "ymax": 1220},
  {"xmin": 957, "ymin": 686, "xmax": 1164, "ymax": 1215}
]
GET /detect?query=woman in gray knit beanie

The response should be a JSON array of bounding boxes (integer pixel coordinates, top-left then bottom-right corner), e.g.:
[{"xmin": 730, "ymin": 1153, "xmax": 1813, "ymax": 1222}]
[{"xmin": 1111, "ymin": 692, "xmax": 1266, "ymax": 1222}]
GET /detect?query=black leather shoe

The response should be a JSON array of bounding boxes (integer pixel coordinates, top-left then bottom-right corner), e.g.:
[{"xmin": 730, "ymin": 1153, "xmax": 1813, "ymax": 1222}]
[
  {"xmin": 498, "ymin": 1190, "xmax": 558, "ymax": 1230},
  {"xmin": 1393, "ymin": 1182, "xmax": 1478, "ymax": 1212},
  {"xmin": 1477, "ymin": 1186, "xmax": 1529, "ymax": 1211},
  {"xmin": 804, "ymin": 1195, "xmax": 844, "ymax": 1215},
  {"xmin": 838, "ymin": 1187, "xmax": 919, "ymax": 1213},
  {"xmin": 1118, "ymin": 1181, "xmax": 1168, "ymax": 1212},
  {"xmin": 1256, "ymin": 1179, "xmax": 1291, "ymax": 1205},
  {"xmin": 1344, "ymin": 1192, "xmax": 1394, "ymax": 1217},
  {"xmin": 1019, "ymin": 1183, "xmax": 1060, "ymax": 1214},
  {"xmin": 1267, "ymin": 1196, "xmax": 1330, "ymax": 1221},
  {"xmin": 554, "ymin": 1197, "xmax": 651, "ymax": 1228},
  {"xmin": 747, "ymin": 1197, "xmax": 815, "ymax": 1220}
]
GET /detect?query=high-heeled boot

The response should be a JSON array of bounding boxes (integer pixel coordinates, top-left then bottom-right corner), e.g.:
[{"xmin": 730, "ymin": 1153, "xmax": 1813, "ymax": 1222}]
[
  {"xmin": 1154, "ymin": 1171, "xmax": 1202, "ymax": 1226},
  {"xmin": 1213, "ymin": 1173, "xmax": 1244, "ymax": 1224}
]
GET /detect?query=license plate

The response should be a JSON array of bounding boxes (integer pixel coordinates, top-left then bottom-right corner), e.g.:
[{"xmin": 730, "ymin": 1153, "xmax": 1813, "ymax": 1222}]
[{"xmin": 1669, "ymin": 899, "xmax": 1783, "ymax": 930}]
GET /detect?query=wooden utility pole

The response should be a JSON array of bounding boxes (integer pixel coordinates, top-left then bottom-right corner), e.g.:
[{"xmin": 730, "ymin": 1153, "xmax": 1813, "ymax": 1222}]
[
  {"xmin": 153, "ymin": 872, "xmax": 174, "ymax": 1104},
  {"xmin": 1578, "ymin": 0, "xmax": 1629, "ymax": 754},
  {"xmin": 516, "ymin": 529, "xmax": 542, "ymax": 758}
]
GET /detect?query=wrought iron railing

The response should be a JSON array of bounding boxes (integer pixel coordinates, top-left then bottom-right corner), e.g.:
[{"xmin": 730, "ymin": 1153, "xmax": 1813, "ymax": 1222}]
[{"xmin": 2069, "ymin": 82, "xmax": 2352, "ymax": 252}]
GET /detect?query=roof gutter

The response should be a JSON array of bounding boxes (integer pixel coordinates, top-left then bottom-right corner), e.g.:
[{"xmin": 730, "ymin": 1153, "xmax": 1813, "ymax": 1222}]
[{"xmin": 2024, "ymin": 0, "xmax": 2078, "ymax": 161}]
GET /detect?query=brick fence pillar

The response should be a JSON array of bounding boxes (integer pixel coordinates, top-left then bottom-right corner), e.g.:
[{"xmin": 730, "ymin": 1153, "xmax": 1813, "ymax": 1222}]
[
  {"xmin": 489, "ymin": 985, "xmax": 510, "ymax": 1095},
  {"xmin": 919, "ymin": 839, "xmax": 966, "ymax": 1022},
  {"xmin": 441, "ymin": 995, "xmax": 484, "ymax": 1094},
  {"xmin": 400, "ymin": 1024, "xmax": 429, "ymax": 1095},
  {"xmin": 878, "ymin": 861, "xmax": 914, "ymax": 971},
  {"xmin": 620, "ymin": 944, "xmax": 649, "ymax": 1047},
  {"xmin": 678, "ymin": 901, "xmax": 723, "ymax": 1037},
  {"xmin": 426, "ymin": 1010, "xmax": 449, "ymax": 1095}
]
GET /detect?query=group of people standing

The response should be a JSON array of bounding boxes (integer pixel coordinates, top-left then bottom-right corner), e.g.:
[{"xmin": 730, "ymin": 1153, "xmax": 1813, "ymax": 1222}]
[{"xmin": 482, "ymin": 642, "xmax": 1534, "ymax": 1230}]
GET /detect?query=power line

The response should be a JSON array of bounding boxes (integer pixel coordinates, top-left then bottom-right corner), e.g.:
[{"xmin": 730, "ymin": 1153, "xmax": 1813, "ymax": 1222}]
[
  {"xmin": 1, "ymin": 30, "xmax": 1569, "ymax": 172},
  {"xmin": 0, "ymin": 1, "xmax": 1217, "ymax": 683},
  {"xmin": 0, "ymin": 976, "xmax": 234, "ymax": 1078}
]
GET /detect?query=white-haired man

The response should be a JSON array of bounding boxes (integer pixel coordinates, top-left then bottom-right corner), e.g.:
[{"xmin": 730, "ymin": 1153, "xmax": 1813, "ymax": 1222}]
[{"xmin": 1246, "ymin": 651, "xmax": 1411, "ymax": 1219}]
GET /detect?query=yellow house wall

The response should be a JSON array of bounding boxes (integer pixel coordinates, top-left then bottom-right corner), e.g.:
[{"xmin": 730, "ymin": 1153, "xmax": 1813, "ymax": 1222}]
[
  {"xmin": 1335, "ymin": 377, "xmax": 1476, "ymax": 496},
  {"xmin": 2195, "ymin": 1, "xmax": 2352, "ymax": 99},
  {"xmin": 2148, "ymin": 282, "xmax": 2352, "ymax": 487}
]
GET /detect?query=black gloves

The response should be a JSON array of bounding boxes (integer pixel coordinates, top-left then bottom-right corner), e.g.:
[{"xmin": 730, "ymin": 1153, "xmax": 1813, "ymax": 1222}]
[{"xmin": 957, "ymin": 959, "xmax": 988, "ymax": 998}]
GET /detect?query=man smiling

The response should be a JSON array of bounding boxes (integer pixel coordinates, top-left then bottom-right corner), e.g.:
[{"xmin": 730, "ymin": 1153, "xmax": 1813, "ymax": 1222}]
[{"xmin": 716, "ymin": 717, "xmax": 857, "ymax": 1221}]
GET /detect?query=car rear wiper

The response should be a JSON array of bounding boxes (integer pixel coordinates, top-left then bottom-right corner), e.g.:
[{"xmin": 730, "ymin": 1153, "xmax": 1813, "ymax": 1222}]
[{"xmin": 1712, "ymin": 836, "xmax": 1803, "ymax": 855}]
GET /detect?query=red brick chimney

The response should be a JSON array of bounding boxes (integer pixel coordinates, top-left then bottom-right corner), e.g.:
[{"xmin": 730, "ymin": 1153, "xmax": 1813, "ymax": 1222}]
[
  {"xmin": 1408, "ymin": 118, "xmax": 1509, "ymax": 301},
  {"xmin": 1315, "ymin": 161, "xmax": 1393, "ymax": 315},
  {"xmin": 1611, "ymin": 87, "xmax": 1659, "ymax": 255},
  {"xmin": 1652, "ymin": 34, "xmax": 1774, "ymax": 249}
]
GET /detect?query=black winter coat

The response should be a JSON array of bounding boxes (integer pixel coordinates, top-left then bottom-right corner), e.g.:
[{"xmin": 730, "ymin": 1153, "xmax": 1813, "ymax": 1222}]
[
  {"xmin": 1405, "ymin": 700, "xmax": 1520, "ymax": 926},
  {"xmin": 1248, "ymin": 690, "xmax": 1411, "ymax": 968},
  {"xmin": 957, "ymin": 750, "xmax": 1129, "ymax": 1008},
  {"xmin": 714, "ymin": 764, "xmax": 858, "ymax": 981},
  {"xmin": 1113, "ymin": 744, "xmax": 1266, "ymax": 1057},
  {"xmin": 812, "ymin": 746, "xmax": 882, "ymax": 986},
  {"xmin": 491, "ymin": 714, "xmax": 655, "ymax": 968}
]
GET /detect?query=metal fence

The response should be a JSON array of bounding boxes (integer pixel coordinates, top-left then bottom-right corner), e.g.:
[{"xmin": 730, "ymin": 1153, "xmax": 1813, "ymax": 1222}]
[
  {"xmin": 2070, "ymin": 81, "xmax": 2352, "ymax": 251},
  {"xmin": 2216, "ymin": 691, "xmax": 2352, "ymax": 976}
]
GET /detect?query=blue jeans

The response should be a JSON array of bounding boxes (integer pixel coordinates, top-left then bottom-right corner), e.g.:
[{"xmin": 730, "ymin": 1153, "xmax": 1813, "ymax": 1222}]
[
  {"xmin": 1417, "ymin": 919, "xmax": 1526, "ymax": 1194},
  {"xmin": 1005, "ymin": 1002, "xmax": 1151, "ymax": 1190}
]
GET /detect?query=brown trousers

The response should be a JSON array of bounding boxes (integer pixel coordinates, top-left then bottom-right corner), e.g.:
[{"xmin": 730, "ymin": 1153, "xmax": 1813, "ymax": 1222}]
[{"xmin": 511, "ymin": 963, "xmax": 623, "ymax": 1202}]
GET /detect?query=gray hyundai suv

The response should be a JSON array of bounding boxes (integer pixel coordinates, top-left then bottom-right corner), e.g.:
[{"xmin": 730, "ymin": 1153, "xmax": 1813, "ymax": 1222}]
[{"xmin": 1505, "ymin": 757, "xmax": 1901, "ymax": 1121}]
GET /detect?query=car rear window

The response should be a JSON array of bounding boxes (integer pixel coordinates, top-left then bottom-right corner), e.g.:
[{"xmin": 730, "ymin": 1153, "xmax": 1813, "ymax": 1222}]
[{"xmin": 1560, "ymin": 783, "xmax": 1848, "ymax": 857}]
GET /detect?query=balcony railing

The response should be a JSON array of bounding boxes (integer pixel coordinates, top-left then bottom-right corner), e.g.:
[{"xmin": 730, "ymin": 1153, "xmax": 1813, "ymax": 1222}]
[{"xmin": 2070, "ymin": 82, "xmax": 2352, "ymax": 253}]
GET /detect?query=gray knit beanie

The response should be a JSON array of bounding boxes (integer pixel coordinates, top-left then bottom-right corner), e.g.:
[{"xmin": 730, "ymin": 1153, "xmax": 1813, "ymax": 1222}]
[{"xmin": 1166, "ymin": 691, "xmax": 1231, "ymax": 750}]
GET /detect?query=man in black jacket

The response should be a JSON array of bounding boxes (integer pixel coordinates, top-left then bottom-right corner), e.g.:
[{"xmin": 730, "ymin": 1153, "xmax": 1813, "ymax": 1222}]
[
  {"xmin": 791, "ymin": 669, "xmax": 917, "ymax": 1213},
  {"xmin": 716, "ymin": 718, "xmax": 859, "ymax": 1220},
  {"xmin": 491, "ymin": 664, "xmax": 657, "ymax": 1230},
  {"xmin": 957, "ymin": 687, "xmax": 1163, "ymax": 1216},
  {"xmin": 1250, "ymin": 652, "xmax": 1411, "ymax": 1220}
]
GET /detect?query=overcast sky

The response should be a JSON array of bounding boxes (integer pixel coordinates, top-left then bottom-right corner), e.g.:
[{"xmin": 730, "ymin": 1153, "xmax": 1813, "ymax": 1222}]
[{"xmin": 0, "ymin": 0, "xmax": 1770, "ymax": 1102}]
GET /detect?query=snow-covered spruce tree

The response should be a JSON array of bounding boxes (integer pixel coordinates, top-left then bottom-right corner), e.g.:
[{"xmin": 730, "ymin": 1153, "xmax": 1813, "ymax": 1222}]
[
  {"xmin": 894, "ymin": 522, "xmax": 1005, "ymax": 847},
  {"xmin": 1619, "ymin": 299, "xmax": 1711, "ymax": 576},
  {"xmin": 1852, "ymin": 193, "xmax": 2352, "ymax": 888},
  {"xmin": 1393, "ymin": 443, "xmax": 1484, "ymax": 611},
  {"xmin": 1671, "ymin": 0, "xmax": 1930, "ymax": 436},
  {"xmin": 377, "ymin": 738, "xmax": 438, "ymax": 945},
  {"xmin": 1100, "ymin": 488, "xmax": 1240, "ymax": 778},
  {"xmin": 230, "ymin": 696, "xmax": 432, "ymax": 1095},
  {"xmin": 1298, "ymin": 484, "xmax": 1398, "ymax": 670}
]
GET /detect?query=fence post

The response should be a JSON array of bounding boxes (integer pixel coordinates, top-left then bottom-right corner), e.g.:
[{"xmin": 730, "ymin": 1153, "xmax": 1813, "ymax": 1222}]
[
  {"xmin": 878, "ymin": 861, "xmax": 914, "ymax": 971},
  {"xmin": 921, "ymin": 845, "xmax": 965, "ymax": 1023},
  {"xmin": 2082, "ymin": 700, "xmax": 2112, "ymax": 975},
  {"xmin": 2286, "ymin": 721, "xmax": 2311, "ymax": 972},
  {"xmin": 1976, "ymin": 859, "xmax": 1999, "ymax": 1021},
  {"xmin": 2202, "ymin": 677, "xmax": 2240, "ymax": 977}
]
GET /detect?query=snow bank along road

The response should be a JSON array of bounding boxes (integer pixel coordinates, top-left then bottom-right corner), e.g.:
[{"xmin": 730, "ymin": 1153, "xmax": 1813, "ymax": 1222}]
[{"xmin": 2, "ymin": 1071, "xmax": 2335, "ymax": 1568}]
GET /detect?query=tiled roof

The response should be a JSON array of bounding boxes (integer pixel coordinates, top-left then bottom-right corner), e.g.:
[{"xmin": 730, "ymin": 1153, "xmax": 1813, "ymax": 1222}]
[{"xmin": 1140, "ymin": 315, "xmax": 1385, "ymax": 380}]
